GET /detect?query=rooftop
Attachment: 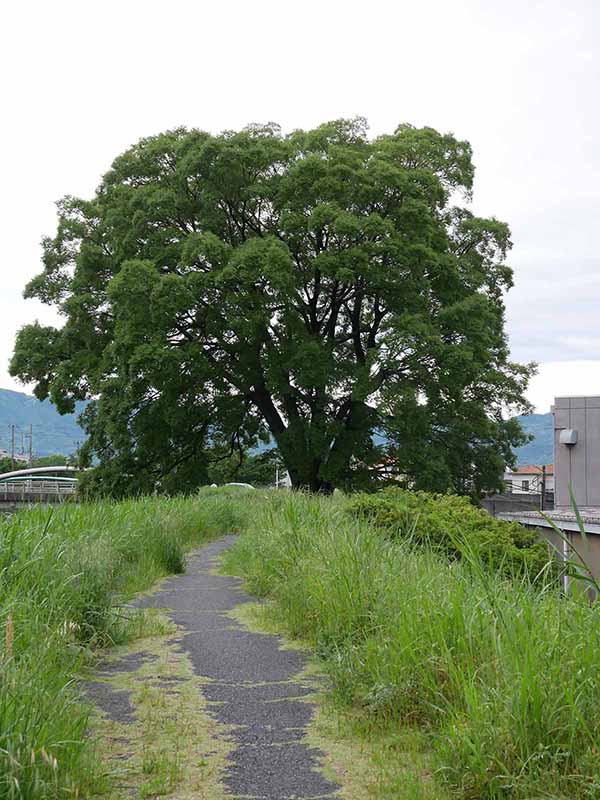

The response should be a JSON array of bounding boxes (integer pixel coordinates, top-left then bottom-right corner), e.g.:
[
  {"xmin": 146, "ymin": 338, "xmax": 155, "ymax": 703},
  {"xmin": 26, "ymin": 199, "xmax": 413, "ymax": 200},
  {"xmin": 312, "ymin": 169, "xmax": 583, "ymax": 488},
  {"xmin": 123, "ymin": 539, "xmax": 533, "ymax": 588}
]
[{"xmin": 508, "ymin": 463, "xmax": 554, "ymax": 475}]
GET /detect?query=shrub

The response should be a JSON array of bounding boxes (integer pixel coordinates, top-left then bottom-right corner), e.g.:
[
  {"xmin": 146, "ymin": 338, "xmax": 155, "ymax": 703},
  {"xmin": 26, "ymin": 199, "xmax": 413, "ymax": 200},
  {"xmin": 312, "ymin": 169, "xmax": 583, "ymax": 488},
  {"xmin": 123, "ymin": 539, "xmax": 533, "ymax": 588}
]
[{"xmin": 347, "ymin": 488, "xmax": 550, "ymax": 577}]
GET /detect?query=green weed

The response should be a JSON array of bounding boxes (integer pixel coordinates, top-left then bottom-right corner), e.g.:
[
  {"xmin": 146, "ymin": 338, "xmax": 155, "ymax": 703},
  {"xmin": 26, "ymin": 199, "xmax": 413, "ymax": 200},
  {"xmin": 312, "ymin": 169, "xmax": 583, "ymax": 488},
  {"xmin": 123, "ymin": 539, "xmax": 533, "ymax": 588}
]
[
  {"xmin": 0, "ymin": 490, "xmax": 255, "ymax": 799},
  {"xmin": 5, "ymin": 485, "xmax": 597, "ymax": 799},
  {"xmin": 223, "ymin": 490, "xmax": 600, "ymax": 799}
]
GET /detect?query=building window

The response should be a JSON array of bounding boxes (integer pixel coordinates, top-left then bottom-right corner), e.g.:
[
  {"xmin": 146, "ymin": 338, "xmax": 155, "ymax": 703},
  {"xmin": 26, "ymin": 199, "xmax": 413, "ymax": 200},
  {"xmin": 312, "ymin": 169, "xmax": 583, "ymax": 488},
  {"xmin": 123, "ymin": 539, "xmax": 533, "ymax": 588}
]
[{"xmin": 522, "ymin": 480, "xmax": 529, "ymax": 491}]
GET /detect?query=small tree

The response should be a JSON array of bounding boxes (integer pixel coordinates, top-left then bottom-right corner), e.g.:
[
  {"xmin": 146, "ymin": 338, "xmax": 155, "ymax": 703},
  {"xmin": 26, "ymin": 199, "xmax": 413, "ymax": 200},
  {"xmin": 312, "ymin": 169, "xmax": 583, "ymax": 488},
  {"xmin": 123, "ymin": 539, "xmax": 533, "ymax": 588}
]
[
  {"xmin": 11, "ymin": 119, "xmax": 532, "ymax": 494},
  {"xmin": 0, "ymin": 457, "xmax": 14, "ymax": 474},
  {"xmin": 32, "ymin": 454, "xmax": 70, "ymax": 467}
]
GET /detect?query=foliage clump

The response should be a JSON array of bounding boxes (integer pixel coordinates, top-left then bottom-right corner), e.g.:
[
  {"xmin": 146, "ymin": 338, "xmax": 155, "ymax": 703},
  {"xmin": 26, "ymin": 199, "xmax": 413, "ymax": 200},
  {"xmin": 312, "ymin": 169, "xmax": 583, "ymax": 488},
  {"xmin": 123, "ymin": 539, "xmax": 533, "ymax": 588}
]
[{"xmin": 348, "ymin": 488, "xmax": 549, "ymax": 576}]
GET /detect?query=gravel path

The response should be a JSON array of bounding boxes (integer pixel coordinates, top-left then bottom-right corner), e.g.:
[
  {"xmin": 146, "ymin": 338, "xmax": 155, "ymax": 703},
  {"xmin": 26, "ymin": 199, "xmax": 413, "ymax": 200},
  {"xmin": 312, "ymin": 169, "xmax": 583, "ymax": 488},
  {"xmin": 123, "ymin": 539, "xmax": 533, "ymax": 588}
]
[{"xmin": 134, "ymin": 537, "xmax": 340, "ymax": 800}]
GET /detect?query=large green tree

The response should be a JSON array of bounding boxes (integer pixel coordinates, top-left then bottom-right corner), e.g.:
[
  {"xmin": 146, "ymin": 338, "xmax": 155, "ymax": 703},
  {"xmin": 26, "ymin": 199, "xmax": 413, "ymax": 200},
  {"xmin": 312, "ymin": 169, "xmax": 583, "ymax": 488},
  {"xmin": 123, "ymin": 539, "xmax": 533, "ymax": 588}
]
[{"xmin": 11, "ymin": 119, "xmax": 532, "ymax": 494}]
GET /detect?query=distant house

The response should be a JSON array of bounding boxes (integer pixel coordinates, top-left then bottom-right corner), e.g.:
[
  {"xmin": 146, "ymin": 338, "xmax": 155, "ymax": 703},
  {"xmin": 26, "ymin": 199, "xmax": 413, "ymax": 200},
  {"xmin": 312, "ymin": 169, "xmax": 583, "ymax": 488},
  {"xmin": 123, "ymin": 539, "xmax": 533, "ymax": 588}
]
[
  {"xmin": 504, "ymin": 464, "xmax": 554, "ymax": 495},
  {"xmin": 0, "ymin": 448, "xmax": 28, "ymax": 465}
]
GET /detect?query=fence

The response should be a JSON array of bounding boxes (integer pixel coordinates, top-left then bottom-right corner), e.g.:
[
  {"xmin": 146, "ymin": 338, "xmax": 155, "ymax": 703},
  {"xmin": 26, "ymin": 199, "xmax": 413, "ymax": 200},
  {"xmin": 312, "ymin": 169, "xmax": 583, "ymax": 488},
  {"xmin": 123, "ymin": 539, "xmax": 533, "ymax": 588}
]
[
  {"xmin": 0, "ymin": 480, "xmax": 77, "ymax": 504},
  {"xmin": 482, "ymin": 492, "xmax": 554, "ymax": 517}
]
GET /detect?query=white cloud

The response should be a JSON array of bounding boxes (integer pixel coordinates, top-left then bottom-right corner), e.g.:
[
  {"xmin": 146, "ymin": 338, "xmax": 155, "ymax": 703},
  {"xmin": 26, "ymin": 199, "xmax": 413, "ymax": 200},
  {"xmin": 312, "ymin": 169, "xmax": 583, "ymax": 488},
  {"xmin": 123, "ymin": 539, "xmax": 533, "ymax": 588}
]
[
  {"xmin": 1, "ymin": 0, "xmax": 599, "ymax": 396},
  {"xmin": 526, "ymin": 361, "xmax": 600, "ymax": 413}
]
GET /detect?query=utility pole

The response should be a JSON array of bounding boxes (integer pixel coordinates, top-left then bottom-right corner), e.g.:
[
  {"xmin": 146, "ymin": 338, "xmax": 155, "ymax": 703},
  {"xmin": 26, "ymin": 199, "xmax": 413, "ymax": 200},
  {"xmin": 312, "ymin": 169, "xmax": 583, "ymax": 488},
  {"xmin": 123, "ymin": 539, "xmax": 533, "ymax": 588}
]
[
  {"xmin": 27, "ymin": 425, "xmax": 33, "ymax": 466},
  {"xmin": 10, "ymin": 424, "xmax": 15, "ymax": 470},
  {"xmin": 540, "ymin": 464, "xmax": 546, "ymax": 511}
]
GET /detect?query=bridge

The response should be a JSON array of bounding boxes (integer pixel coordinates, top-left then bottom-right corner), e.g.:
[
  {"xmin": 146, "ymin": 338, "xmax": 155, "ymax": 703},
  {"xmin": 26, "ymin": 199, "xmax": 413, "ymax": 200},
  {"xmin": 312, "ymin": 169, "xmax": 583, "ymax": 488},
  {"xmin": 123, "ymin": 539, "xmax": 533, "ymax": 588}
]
[{"xmin": 0, "ymin": 466, "xmax": 79, "ymax": 506}]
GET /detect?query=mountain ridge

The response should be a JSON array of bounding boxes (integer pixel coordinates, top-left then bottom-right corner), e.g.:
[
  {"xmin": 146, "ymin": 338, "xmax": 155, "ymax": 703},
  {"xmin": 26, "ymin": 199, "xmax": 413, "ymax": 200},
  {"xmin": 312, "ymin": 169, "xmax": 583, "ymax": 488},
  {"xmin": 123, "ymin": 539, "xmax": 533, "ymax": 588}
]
[
  {"xmin": 513, "ymin": 412, "xmax": 553, "ymax": 465},
  {"xmin": 0, "ymin": 387, "xmax": 555, "ymax": 466},
  {"xmin": 0, "ymin": 387, "xmax": 85, "ymax": 457}
]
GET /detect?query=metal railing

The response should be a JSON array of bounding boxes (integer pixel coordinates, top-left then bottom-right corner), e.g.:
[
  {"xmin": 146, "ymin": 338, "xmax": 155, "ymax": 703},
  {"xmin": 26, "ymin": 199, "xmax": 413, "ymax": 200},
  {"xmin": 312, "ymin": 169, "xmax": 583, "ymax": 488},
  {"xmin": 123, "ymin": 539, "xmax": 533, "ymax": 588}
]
[
  {"xmin": 0, "ymin": 481, "xmax": 75, "ymax": 493},
  {"xmin": 0, "ymin": 480, "xmax": 77, "ymax": 503}
]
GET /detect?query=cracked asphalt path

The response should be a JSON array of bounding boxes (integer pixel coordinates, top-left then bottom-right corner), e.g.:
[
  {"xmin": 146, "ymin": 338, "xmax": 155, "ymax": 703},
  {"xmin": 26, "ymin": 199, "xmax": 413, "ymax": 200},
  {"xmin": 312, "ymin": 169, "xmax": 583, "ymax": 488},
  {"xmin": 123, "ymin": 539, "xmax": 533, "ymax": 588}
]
[{"xmin": 135, "ymin": 537, "xmax": 340, "ymax": 800}]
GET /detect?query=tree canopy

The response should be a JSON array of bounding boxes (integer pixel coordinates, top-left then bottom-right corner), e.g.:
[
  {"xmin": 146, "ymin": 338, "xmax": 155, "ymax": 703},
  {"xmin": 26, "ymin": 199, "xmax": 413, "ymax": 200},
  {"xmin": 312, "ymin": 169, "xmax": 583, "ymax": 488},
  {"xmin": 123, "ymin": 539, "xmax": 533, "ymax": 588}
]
[{"xmin": 11, "ymin": 119, "xmax": 532, "ymax": 494}]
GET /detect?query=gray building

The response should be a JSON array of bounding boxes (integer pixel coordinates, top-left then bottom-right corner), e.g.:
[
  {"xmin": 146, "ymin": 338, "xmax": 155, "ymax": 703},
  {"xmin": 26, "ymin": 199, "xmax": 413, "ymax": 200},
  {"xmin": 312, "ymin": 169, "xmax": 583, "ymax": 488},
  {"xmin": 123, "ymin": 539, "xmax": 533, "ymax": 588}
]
[
  {"xmin": 500, "ymin": 396, "xmax": 600, "ymax": 584},
  {"xmin": 552, "ymin": 395, "xmax": 600, "ymax": 508}
]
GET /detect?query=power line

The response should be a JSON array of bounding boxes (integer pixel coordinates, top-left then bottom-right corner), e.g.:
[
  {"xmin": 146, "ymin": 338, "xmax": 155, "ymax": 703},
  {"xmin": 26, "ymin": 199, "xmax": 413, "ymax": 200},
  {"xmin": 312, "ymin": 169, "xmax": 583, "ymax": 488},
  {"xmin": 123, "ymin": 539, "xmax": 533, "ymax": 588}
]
[{"xmin": 1, "ymin": 424, "xmax": 35, "ymax": 466}]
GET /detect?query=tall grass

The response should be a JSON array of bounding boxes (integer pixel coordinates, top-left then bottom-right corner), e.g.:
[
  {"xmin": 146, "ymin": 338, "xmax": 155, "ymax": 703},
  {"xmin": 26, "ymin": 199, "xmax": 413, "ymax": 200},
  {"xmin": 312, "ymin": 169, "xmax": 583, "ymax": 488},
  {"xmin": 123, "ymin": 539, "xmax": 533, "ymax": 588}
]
[
  {"xmin": 0, "ymin": 489, "xmax": 252, "ymax": 799},
  {"xmin": 6, "ymin": 487, "xmax": 599, "ymax": 799},
  {"xmin": 223, "ymin": 492, "xmax": 600, "ymax": 799}
]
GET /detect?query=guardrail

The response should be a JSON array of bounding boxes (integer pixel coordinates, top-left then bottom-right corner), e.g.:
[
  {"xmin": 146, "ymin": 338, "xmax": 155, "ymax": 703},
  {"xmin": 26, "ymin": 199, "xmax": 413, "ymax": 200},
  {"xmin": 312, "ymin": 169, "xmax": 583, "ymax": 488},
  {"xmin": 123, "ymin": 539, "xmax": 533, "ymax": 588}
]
[{"xmin": 0, "ymin": 481, "xmax": 77, "ymax": 503}]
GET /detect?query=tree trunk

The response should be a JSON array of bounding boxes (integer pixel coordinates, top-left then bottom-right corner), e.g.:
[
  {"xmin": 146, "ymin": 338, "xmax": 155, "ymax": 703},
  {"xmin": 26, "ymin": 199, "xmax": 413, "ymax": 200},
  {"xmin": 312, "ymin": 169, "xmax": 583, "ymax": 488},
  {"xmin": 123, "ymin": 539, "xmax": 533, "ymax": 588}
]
[
  {"xmin": 278, "ymin": 445, "xmax": 334, "ymax": 494},
  {"xmin": 289, "ymin": 471, "xmax": 334, "ymax": 494},
  {"xmin": 255, "ymin": 394, "xmax": 345, "ymax": 494}
]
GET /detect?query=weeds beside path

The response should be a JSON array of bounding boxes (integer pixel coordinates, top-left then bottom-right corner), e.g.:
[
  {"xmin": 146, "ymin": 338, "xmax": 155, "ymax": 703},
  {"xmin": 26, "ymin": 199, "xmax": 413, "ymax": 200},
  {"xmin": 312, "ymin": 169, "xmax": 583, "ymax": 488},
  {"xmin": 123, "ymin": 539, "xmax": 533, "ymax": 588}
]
[
  {"xmin": 223, "ymin": 491, "xmax": 600, "ymax": 799},
  {"xmin": 4, "ymin": 488, "xmax": 600, "ymax": 799},
  {"xmin": 88, "ymin": 536, "xmax": 432, "ymax": 800},
  {"xmin": 0, "ymin": 491, "xmax": 250, "ymax": 799}
]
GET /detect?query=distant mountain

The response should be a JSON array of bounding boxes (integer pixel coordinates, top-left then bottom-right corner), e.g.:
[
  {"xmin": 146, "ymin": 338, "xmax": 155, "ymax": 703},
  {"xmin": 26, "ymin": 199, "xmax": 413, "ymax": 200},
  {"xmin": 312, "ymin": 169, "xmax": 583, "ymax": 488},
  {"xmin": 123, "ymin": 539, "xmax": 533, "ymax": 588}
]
[
  {"xmin": 0, "ymin": 388, "xmax": 85, "ymax": 457},
  {"xmin": 513, "ymin": 413, "xmax": 553, "ymax": 465},
  {"xmin": 0, "ymin": 386, "xmax": 555, "ymax": 467}
]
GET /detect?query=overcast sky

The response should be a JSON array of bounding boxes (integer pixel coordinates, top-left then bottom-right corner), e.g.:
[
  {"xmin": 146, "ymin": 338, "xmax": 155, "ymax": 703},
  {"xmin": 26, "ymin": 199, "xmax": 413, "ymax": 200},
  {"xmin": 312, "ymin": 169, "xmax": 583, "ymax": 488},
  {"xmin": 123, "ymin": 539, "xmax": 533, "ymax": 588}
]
[{"xmin": 1, "ymin": 0, "xmax": 598, "ymax": 413}]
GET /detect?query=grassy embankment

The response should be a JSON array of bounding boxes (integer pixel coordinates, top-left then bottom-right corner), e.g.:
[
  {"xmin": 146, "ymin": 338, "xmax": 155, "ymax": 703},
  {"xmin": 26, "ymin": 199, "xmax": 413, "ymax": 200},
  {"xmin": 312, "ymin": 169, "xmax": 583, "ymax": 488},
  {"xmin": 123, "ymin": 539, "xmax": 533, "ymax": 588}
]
[
  {"xmin": 0, "ymin": 492, "xmax": 249, "ymax": 800},
  {"xmin": 3, "ymin": 488, "xmax": 600, "ymax": 799},
  {"xmin": 223, "ymin": 490, "xmax": 600, "ymax": 799}
]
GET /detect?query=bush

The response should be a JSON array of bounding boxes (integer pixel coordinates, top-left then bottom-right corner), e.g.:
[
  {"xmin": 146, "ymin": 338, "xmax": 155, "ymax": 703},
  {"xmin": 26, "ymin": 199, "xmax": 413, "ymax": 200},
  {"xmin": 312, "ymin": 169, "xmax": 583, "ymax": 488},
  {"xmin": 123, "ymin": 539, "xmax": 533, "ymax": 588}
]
[{"xmin": 347, "ymin": 488, "xmax": 550, "ymax": 577}]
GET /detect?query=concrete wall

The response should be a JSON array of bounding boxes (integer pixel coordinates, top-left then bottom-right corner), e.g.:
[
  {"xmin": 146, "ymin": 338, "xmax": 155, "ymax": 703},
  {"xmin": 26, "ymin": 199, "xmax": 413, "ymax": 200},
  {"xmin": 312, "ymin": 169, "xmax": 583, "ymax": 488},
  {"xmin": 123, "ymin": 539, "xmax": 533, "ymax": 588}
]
[
  {"xmin": 539, "ymin": 526, "xmax": 600, "ymax": 596},
  {"xmin": 562, "ymin": 529, "xmax": 600, "ymax": 585},
  {"xmin": 553, "ymin": 396, "xmax": 600, "ymax": 507}
]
